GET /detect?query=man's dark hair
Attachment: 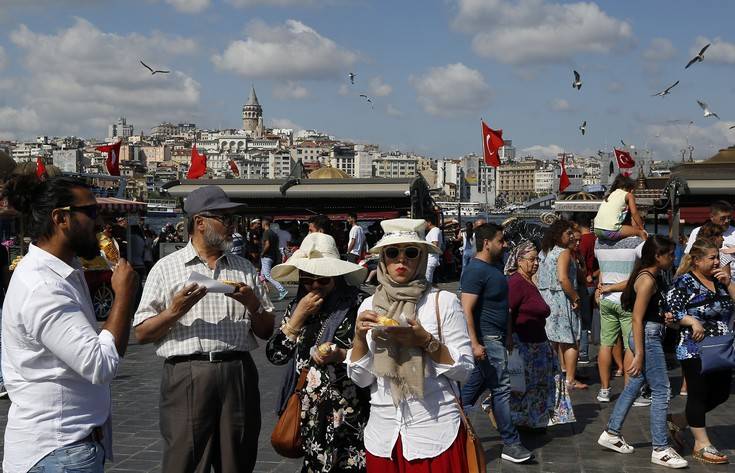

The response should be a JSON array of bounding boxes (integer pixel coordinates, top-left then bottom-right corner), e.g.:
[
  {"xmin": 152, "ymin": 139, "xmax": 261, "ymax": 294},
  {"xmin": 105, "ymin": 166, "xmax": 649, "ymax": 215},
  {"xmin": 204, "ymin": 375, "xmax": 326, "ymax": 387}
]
[
  {"xmin": 474, "ymin": 223, "xmax": 503, "ymax": 252},
  {"xmin": 262, "ymin": 216, "xmax": 272, "ymax": 225},
  {"xmin": 347, "ymin": 212, "xmax": 357, "ymax": 220},
  {"xmin": 3, "ymin": 174, "xmax": 89, "ymax": 240},
  {"xmin": 711, "ymin": 200, "xmax": 733, "ymax": 215},
  {"xmin": 424, "ymin": 213, "xmax": 438, "ymax": 226},
  {"xmin": 571, "ymin": 212, "xmax": 593, "ymax": 229},
  {"xmin": 308, "ymin": 214, "xmax": 331, "ymax": 233}
]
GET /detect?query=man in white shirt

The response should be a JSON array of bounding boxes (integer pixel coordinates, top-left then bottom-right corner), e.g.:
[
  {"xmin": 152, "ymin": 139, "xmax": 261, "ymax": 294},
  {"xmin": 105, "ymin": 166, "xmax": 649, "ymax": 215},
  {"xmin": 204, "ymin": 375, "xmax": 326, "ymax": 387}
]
[
  {"xmin": 346, "ymin": 212, "xmax": 365, "ymax": 264},
  {"xmin": 424, "ymin": 214, "xmax": 443, "ymax": 283},
  {"xmin": 2, "ymin": 176, "xmax": 138, "ymax": 473},
  {"xmin": 134, "ymin": 186, "xmax": 275, "ymax": 473},
  {"xmin": 684, "ymin": 200, "xmax": 734, "ymax": 275}
]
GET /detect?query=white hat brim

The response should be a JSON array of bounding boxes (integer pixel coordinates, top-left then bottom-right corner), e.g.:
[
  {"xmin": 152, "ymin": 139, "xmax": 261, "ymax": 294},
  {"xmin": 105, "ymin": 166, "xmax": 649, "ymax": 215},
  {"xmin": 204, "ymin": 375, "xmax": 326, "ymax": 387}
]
[
  {"xmin": 271, "ymin": 257, "xmax": 367, "ymax": 287},
  {"xmin": 369, "ymin": 236, "xmax": 441, "ymax": 255}
]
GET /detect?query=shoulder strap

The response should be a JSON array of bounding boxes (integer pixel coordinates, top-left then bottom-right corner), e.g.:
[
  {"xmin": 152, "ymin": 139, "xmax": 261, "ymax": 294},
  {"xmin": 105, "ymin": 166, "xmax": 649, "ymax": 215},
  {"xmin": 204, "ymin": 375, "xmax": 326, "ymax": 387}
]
[{"xmin": 434, "ymin": 290, "xmax": 443, "ymax": 343}]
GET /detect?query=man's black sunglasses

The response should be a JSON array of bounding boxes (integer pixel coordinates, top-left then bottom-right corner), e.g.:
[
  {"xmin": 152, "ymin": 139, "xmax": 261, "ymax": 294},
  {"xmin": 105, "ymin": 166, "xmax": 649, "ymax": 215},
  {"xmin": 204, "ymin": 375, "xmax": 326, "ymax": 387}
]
[
  {"xmin": 58, "ymin": 204, "xmax": 99, "ymax": 220},
  {"xmin": 383, "ymin": 246, "xmax": 421, "ymax": 260},
  {"xmin": 200, "ymin": 213, "xmax": 238, "ymax": 225}
]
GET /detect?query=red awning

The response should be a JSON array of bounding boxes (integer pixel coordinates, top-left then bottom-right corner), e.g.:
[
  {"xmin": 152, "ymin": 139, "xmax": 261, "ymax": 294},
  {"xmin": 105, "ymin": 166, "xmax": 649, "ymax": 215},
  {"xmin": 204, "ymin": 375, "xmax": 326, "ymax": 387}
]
[
  {"xmin": 96, "ymin": 197, "xmax": 147, "ymax": 215},
  {"xmin": 274, "ymin": 210, "xmax": 400, "ymax": 222}
]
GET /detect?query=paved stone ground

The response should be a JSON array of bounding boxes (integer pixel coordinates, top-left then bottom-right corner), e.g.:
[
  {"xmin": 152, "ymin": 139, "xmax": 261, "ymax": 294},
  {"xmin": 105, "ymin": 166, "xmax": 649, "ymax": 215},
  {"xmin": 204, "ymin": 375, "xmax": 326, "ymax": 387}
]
[{"xmin": 1, "ymin": 282, "xmax": 735, "ymax": 472}]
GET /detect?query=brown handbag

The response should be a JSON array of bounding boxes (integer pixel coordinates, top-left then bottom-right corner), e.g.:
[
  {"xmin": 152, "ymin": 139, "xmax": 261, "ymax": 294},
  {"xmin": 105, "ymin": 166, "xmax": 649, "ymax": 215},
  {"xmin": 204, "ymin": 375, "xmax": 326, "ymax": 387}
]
[
  {"xmin": 434, "ymin": 291, "xmax": 487, "ymax": 473},
  {"xmin": 271, "ymin": 368, "xmax": 308, "ymax": 458}
]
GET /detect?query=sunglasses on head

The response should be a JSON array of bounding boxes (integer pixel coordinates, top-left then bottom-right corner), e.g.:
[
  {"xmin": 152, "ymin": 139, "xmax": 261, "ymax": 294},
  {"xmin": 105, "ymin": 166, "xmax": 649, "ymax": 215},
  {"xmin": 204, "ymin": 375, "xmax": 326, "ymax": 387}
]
[
  {"xmin": 383, "ymin": 246, "xmax": 421, "ymax": 260},
  {"xmin": 299, "ymin": 275, "xmax": 333, "ymax": 286},
  {"xmin": 58, "ymin": 204, "xmax": 99, "ymax": 220}
]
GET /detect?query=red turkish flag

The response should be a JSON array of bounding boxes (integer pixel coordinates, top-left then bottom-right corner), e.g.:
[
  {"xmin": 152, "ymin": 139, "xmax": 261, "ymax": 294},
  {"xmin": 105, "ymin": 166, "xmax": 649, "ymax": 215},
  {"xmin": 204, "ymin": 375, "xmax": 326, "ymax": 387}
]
[
  {"xmin": 482, "ymin": 121, "xmax": 503, "ymax": 167},
  {"xmin": 614, "ymin": 148, "xmax": 635, "ymax": 169},
  {"xmin": 187, "ymin": 145, "xmax": 207, "ymax": 179},
  {"xmin": 36, "ymin": 156, "xmax": 47, "ymax": 179},
  {"xmin": 95, "ymin": 141, "xmax": 122, "ymax": 176},
  {"xmin": 559, "ymin": 155, "xmax": 571, "ymax": 192},
  {"xmin": 228, "ymin": 159, "xmax": 240, "ymax": 176}
]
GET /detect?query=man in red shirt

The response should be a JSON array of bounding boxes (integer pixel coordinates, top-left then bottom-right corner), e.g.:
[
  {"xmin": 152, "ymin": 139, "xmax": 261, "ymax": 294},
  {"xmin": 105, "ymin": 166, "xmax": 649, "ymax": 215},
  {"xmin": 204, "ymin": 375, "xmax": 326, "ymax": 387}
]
[{"xmin": 574, "ymin": 214, "xmax": 599, "ymax": 364}]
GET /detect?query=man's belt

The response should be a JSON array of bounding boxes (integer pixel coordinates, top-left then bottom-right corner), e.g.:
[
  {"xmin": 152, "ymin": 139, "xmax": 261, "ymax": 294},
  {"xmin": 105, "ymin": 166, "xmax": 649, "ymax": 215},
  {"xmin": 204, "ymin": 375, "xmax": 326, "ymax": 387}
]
[{"xmin": 166, "ymin": 351, "xmax": 250, "ymax": 363}]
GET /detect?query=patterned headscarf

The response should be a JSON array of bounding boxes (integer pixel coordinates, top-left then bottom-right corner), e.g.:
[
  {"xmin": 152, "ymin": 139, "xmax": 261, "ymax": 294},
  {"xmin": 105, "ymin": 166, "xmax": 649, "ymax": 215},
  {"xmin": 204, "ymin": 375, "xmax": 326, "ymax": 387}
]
[{"xmin": 504, "ymin": 240, "xmax": 537, "ymax": 275}]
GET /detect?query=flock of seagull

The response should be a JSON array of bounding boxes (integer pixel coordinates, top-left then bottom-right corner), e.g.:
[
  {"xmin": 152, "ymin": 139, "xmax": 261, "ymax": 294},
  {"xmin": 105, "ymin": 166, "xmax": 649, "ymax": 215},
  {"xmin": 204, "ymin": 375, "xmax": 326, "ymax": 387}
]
[{"xmin": 574, "ymin": 42, "xmax": 735, "ymax": 139}]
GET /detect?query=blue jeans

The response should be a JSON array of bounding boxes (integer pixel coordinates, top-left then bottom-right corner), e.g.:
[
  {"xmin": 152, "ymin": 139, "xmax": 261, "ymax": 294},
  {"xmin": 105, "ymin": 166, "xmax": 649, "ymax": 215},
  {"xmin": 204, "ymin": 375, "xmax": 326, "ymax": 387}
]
[
  {"xmin": 29, "ymin": 441, "xmax": 105, "ymax": 472},
  {"xmin": 261, "ymin": 257, "xmax": 284, "ymax": 293},
  {"xmin": 606, "ymin": 322, "xmax": 670, "ymax": 448},
  {"xmin": 461, "ymin": 335, "xmax": 521, "ymax": 446},
  {"xmin": 579, "ymin": 287, "xmax": 595, "ymax": 358}
]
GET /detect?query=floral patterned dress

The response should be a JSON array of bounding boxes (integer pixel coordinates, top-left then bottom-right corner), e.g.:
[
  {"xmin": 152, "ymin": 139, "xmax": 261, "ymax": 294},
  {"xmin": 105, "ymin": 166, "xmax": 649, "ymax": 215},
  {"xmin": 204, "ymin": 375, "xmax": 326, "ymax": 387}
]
[
  {"xmin": 537, "ymin": 246, "xmax": 580, "ymax": 344},
  {"xmin": 266, "ymin": 297, "xmax": 370, "ymax": 473}
]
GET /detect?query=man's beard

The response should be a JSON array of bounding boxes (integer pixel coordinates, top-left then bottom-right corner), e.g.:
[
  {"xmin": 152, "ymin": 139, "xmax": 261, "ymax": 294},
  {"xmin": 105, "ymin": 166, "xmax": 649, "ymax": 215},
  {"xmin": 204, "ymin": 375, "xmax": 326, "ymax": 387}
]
[
  {"xmin": 66, "ymin": 223, "xmax": 100, "ymax": 260},
  {"xmin": 203, "ymin": 222, "xmax": 233, "ymax": 252}
]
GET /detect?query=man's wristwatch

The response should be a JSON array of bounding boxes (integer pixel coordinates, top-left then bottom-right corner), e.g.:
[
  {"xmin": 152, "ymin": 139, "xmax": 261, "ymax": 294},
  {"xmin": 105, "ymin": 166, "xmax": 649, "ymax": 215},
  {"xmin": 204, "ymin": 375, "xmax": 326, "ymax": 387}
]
[{"xmin": 423, "ymin": 334, "xmax": 441, "ymax": 353}]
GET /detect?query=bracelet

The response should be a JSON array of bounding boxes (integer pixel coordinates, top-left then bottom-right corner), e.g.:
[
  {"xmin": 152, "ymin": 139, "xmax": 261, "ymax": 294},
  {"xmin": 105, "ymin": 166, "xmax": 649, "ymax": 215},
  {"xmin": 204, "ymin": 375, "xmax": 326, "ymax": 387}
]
[{"xmin": 282, "ymin": 322, "xmax": 301, "ymax": 340}]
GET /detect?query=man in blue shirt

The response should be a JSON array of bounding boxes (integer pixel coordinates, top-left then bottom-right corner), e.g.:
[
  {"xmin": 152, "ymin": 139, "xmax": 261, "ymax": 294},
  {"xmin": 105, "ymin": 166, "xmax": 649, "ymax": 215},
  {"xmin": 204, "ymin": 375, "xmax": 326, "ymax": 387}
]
[{"xmin": 460, "ymin": 223, "xmax": 533, "ymax": 463}]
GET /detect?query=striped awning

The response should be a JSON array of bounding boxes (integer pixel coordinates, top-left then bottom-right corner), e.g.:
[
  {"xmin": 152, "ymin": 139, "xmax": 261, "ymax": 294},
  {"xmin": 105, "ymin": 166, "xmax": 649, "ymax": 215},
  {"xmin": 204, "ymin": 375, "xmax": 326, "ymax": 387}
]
[{"xmin": 96, "ymin": 197, "xmax": 147, "ymax": 215}]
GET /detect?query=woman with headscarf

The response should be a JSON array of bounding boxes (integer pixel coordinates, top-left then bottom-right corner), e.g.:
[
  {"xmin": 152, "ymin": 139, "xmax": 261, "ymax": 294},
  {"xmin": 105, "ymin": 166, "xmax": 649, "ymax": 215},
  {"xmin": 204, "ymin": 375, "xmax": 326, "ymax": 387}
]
[
  {"xmin": 346, "ymin": 219, "xmax": 474, "ymax": 472},
  {"xmin": 505, "ymin": 241, "xmax": 575, "ymax": 429},
  {"xmin": 266, "ymin": 233, "xmax": 371, "ymax": 472}
]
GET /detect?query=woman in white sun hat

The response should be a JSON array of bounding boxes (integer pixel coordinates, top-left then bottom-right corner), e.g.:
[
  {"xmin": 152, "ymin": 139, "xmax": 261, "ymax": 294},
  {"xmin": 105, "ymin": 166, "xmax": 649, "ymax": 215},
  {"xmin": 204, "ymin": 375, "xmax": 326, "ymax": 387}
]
[
  {"xmin": 345, "ymin": 218, "xmax": 474, "ymax": 472},
  {"xmin": 266, "ymin": 232, "xmax": 371, "ymax": 472}
]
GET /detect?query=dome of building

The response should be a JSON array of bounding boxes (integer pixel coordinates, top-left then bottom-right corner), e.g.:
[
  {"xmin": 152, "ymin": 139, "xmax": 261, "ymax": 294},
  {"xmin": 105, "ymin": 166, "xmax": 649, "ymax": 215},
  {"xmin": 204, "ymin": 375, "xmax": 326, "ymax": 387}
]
[
  {"xmin": 308, "ymin": 165, "xmax": 350, "ymax": 179},
  {"xmin": 563, "ymin": 191, "xmax": 597, "ymax": 201}
]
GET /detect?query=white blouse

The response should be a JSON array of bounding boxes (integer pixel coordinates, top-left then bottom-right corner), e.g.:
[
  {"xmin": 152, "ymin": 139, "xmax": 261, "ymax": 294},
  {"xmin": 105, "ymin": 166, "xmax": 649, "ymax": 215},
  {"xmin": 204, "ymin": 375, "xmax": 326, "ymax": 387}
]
[{"xmin": 345, "ymin": 289, "xmax": 474, "ymax": 460}]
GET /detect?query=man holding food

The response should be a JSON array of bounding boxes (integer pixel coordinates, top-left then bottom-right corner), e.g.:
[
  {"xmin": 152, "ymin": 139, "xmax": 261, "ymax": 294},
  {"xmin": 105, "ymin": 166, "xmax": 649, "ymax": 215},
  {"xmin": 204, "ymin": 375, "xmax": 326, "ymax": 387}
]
[{"xmin": 134, "ymin": 185, "xmax": 275, "ymax": 473}]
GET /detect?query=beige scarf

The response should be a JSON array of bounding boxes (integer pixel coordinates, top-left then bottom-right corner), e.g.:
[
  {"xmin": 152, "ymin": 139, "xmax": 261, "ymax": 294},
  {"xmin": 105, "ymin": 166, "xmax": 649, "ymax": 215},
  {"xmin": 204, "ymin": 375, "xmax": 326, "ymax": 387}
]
[{"xmin": 371, "ymin": 250, "xmax": 430, "ymax": 404}]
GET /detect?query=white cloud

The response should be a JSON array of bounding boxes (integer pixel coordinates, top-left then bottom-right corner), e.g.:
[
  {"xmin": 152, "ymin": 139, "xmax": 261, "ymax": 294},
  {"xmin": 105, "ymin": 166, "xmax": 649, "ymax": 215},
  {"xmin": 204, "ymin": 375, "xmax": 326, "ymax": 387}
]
[
  {"xmin": 645, "ymin": 121, "xmax": 735, "ymax": 158},
  {"xmin": 269, "ymin": 117, "xmax": 302, "ymax": 131},
  {"xmin": 643, "ymin": 37, "xmax": 676, "ymax": 62},
  {"xmin": 9, "ymin": 18, "xmax": 200, "ymax": 137},
  {"xmin": 0, "ymin": 106, "xmax": 41, "ymax": 140},
  {"xmin": 212, "ymin": 19, "xmax": 358, "ymax": 80},
  {"xmin": 522, "ymin": 144, "xmax": 565, "ymax": 158},
  {"xmin": 452, "ymin": 0, "xmax": 634, "ymax": 65},
  {"xmin": 369, "ymin": 76, "xmax": 392, "ymax": 97},
  {"xmin": 548, "ymin": 98, "xmax": 572, "ymax": 112},
  {"xmin": 386, "ymin": 104, "xmax": 403, "ymax": 117},
  {"xmin": 692, "ymin": 36, "xmax": 735, "ymax": 65},
  {"xmin": 409, "ymin": 63, "xmax": 491, "ymax": 117},
  {"xmin": 164, "ymin": 0, "xmax": 211, "ymax": 13},
  {"xmin": 0, "ymin": 46, "xmax": 6, "ymax": 70},
  {"xmin": 273, "ymin": 81, "xmax": 310, "ymax": 100}
]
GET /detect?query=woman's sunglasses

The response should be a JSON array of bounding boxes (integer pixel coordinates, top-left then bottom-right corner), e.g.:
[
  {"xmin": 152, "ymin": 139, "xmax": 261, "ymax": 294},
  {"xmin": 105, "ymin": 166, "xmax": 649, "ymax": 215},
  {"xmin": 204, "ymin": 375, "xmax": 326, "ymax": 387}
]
[
  {"xmin": 299, "ymin": 276, "xmax": 333, "ymax": 286},
  {"xmin": 383, "ymin": 246, "xmax": 421, "ymax": 260}
]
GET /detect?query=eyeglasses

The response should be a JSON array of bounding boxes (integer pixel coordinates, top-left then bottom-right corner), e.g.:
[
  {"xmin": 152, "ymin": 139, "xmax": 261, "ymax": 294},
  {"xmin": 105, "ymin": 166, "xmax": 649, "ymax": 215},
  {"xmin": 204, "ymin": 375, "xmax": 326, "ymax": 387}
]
[
  {"xmin": 713, "ymin": 215, "xmax": 731, "ymax": 224},
  {"xmin": 520, "ymin": 256, "xmax": 539, "ymax": 262},
  {"xmin": 383, "ymin": 246, "xmax": 421, "ymax": 260},
  {"xmin": 299, "ymin": 276, "xmax": 333, "ymax": 286},
  {"xmin": 58, "ymin": 204, "xmax": 99, "ymax": 220},
  {"xmin": 200, "ymin": 213, "xmax": 237, "ymax": 226}
]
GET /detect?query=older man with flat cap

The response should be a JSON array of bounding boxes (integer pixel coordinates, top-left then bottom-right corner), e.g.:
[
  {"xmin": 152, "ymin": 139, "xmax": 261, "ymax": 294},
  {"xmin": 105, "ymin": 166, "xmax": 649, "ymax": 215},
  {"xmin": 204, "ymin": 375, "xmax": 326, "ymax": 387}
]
[{"xmin": 134, "ymin": 186, "xmax": 276, "ymax": 473}]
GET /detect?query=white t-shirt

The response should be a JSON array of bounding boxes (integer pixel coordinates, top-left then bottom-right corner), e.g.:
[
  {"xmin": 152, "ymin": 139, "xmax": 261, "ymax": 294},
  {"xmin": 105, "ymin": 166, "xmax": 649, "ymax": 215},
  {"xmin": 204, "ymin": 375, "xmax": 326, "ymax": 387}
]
[
  {"xmin": 349, "ymin": 224, "xmax": 366, "ymax": 256},
  {"xmin": 426, "ymin": 227, "xmax": 443, "ymax": 265}
]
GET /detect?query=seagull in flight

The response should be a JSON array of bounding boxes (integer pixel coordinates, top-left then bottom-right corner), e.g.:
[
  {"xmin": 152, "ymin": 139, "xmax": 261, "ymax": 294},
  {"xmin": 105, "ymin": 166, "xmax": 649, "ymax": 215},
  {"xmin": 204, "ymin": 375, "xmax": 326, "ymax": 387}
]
[
  {"xmin": 729, "ymin": 125, "xmax": 735, "ymax": 130},
  {"xmin": 685, "ymin": 43, "xmax": 711, "ymax": 69},
  {"xmin": 697, "ymin": 100, "xmax": 720, "ymax": 119},
  {"xmin": 652, "ymin": 80, "xmax": 680, "ymax": 97},
  {"xmin": 579, "ymin": 120, "xmax": 587, "ymax": 135},
  {"xmin": 348, "ymin": 73, "xmax": 356, "ymax": 84},
  {"xmin": 572, "ymin": 70, "xmax": 582, "ymax": 90},
  {"xmin": 140, "ymin": 60, "xmax": 170, "ymax": 75},
  {"xmin": 359, "ymin": 94, "xmax": 374, "ymax": 109},
  {"xmin": 620, "ymin": 139, "xmax": 627, "ymax": 147}
]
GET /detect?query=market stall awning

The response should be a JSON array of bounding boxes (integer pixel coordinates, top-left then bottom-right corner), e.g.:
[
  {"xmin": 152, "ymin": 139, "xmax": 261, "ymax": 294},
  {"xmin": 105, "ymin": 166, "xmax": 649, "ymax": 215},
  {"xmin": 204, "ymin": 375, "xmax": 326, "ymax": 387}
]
[
  {"xmin": 274, "ymin": 210, "xmax": 400, "ymax": 222},
  {"xmin": 96, "ymin": 197, "xmax": 147, "ymax": 214}
]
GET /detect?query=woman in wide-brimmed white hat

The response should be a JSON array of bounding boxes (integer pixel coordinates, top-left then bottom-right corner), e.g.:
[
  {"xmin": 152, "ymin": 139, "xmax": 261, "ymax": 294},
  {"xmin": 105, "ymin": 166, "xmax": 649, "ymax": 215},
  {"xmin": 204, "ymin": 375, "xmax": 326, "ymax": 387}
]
[
  {"xmin": 345, "ymin": 218, "xmax": 474, "ymax": 472},
  {"xmin": 265, "ymin": 232, "xmax": 370, "ymax": 472}
]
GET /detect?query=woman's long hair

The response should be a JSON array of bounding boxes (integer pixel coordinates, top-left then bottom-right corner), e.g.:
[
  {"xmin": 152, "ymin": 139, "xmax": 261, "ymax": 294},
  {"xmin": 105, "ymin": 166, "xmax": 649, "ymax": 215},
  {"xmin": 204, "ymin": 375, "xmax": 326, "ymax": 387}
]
[
  {"xmin": 675, "ymin": 238, "xmax": 720, "ymax": 278},
  {"xmin": 604, "ymin": 174, "xmax": 635, "ymax": 202},
  {"xmin": 621, "ymin": 235, "xmax": 674, "ymax": 311},
  {"xmin": 465, "ymin": 221, "xmax": 473, "ymax": 242},
  {"xmin": 540, "ymin": 220, "xmax": 572, "ymax": 254}
]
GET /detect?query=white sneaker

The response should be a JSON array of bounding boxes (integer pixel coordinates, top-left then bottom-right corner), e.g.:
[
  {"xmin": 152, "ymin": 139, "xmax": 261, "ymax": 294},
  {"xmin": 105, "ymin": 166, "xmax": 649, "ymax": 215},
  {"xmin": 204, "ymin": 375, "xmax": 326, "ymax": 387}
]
[
  {"xmin": 651, "ymin": 447, "xmax": 688, "ymax": 469},
  {"xmin": 633, "ymin": 394, "xmax": 652, "ymax": 407},
  {"xmin": 598, "ymin": 431, "xmax": 634, "ymax": 454},
  {"xmin": 597, "ymin": 388, "xmax": 611, "ymax": 402}
]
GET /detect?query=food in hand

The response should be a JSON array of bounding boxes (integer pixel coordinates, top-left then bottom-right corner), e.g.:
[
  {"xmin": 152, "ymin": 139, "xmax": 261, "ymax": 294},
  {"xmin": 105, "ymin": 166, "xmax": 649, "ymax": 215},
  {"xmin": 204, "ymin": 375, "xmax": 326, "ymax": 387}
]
[
  {"xmin": 377, "ymin": 316, "xmax": 400, "ymax": 327},
  {"xmin": 317, "ymin": 342, "xmax": 335, "ymax": 356},
  {"xmin": 221, "ymin": 280, "xmax": 241, "ymax": 288}
]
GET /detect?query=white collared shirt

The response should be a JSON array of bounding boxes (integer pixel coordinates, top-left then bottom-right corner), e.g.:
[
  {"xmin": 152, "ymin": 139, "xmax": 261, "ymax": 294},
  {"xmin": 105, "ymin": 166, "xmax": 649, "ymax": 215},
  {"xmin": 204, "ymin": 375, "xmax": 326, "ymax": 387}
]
[
  {"xmin": 133, "ymin": 241, "xmax": 274, "ymax": 358},
  {"xmin": 2, "ymin": 244, "xmax": 120, "ymax": 473},
  {"xmin": 345, "ymin": 289, "xmax": 474, "ymax": 460}
]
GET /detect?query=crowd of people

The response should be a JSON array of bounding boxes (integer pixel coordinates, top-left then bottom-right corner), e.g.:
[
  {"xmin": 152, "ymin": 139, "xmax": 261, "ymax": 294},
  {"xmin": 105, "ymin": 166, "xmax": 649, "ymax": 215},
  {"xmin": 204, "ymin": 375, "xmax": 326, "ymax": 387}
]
[{"xmin": 0, "ymin": 172, "xmax": 734, "ymax": 473}]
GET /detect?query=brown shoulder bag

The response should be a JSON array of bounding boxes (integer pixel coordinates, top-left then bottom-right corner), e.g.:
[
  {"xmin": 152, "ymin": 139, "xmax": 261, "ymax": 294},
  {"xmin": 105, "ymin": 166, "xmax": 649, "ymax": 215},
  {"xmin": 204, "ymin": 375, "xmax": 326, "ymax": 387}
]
[{"xmin": 271, "ymin": 367, "xmax": 308, "ymax": 458}]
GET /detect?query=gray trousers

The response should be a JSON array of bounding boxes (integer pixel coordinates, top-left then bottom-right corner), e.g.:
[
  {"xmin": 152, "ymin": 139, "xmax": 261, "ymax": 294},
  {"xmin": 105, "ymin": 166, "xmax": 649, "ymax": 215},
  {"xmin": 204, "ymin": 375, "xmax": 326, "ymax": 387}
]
[{"xmin": 160, "ymin": 353, "xmax": 261, "ymax": 473}]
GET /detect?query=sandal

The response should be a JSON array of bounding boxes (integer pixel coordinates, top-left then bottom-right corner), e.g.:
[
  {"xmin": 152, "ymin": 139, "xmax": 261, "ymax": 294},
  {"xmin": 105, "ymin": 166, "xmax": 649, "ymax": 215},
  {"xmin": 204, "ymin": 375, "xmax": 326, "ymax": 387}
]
[
  {"xmin": 613, "ymin": 370, "xmax": 624, "ymax": 377},
  {"xmin": 566, "ymin": 380, "xmax": 589, "ymax": 390},
  {"xmin": 693, "ymin": 445, "xmax": 728, "ymax": 464}
]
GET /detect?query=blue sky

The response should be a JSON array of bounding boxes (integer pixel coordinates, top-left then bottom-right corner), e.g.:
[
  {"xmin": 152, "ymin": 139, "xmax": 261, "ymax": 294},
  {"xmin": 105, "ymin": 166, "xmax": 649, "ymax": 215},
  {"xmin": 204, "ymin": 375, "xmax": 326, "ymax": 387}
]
[{"xmin": 1, "ymin": 0, "xmax": 735, "ymax": 160}]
